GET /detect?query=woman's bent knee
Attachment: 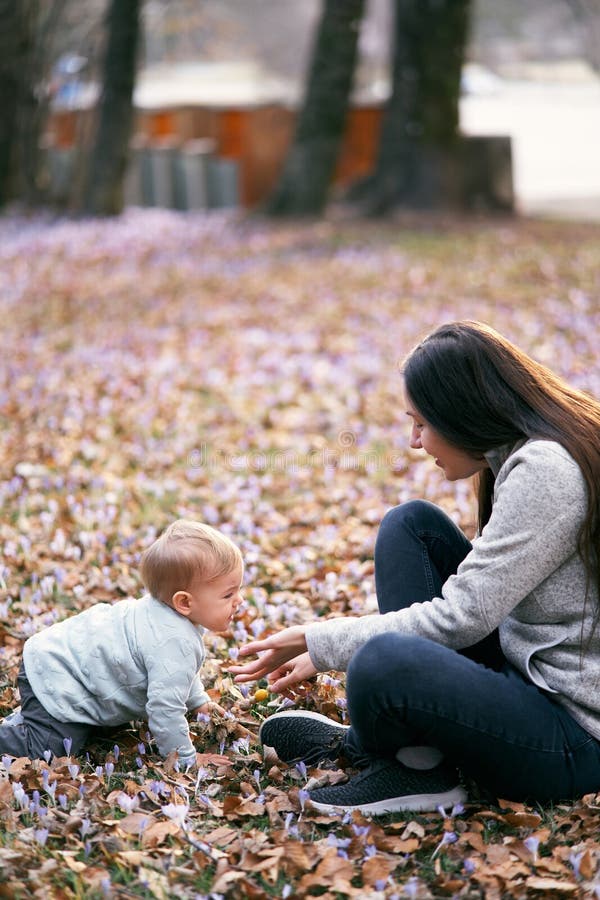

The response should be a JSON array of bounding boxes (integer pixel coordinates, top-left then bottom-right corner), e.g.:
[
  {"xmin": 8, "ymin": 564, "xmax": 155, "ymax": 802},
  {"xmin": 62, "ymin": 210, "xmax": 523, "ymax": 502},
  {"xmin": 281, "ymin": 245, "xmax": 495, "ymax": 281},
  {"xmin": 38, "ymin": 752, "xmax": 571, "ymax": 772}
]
[
  {"xmin": 379, "ymin": 500, "xmax": 437, "ymax": 532},
  {"xmin": 346, "ymin": 634, "xmax": 443, "ymax": 745},
  {"xmin": 347, "ymin": 633, "xmax": 435, "ymax": 692}
]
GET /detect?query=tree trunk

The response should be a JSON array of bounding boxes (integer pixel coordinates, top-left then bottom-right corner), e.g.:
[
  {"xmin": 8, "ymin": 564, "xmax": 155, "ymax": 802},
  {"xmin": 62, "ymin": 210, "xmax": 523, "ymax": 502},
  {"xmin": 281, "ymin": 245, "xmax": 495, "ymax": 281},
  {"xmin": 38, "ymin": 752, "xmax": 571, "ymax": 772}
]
[
  {"xmin": 565, "ymin": 0, "xmax": 600, "ymax": 73},
  {"xmin": 350, "ymin": 0, "xmax": 471, "ymax": 215},
  {"xmin": 0, "ymin": 1, "xmax": 44, "ymax": 206},
  {"xmin": 0, "ymin": 1, "xmax": 66, "ymax": 208},
  {"xmin": 265, "ymin": 0, "xmax": 365, "ymax": 217},
  {"xmin": 0, "ymin": 2, "xmax": 22, "ymax": 204},
  {"xmin": 81, "ymin": 0, "xmax": 141, "ymax": 216}
]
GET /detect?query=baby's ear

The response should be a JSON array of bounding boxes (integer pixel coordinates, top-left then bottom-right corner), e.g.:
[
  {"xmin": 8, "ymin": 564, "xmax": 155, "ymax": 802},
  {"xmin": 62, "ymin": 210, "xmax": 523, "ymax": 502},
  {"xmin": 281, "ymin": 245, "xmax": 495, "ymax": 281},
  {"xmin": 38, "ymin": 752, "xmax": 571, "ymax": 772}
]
[{"xmin": 171, "ymin": 591, "xmax": 191, "ymax": 617}]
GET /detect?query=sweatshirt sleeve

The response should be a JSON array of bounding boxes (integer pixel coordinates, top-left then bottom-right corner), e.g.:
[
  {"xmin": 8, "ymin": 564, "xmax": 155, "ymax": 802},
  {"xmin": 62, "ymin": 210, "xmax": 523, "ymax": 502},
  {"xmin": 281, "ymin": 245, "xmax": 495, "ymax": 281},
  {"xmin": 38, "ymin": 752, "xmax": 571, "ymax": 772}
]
[
  {"xmin": 144, "ymin": 635, "xmax": 203, "ymax": 762},
  {"xmin": 186, "ymin": 673, "xmax": 210, "ymax": 711},
  {"xmin": 306, "ymin": 441, "xmax": 587, "ymax": 672}
]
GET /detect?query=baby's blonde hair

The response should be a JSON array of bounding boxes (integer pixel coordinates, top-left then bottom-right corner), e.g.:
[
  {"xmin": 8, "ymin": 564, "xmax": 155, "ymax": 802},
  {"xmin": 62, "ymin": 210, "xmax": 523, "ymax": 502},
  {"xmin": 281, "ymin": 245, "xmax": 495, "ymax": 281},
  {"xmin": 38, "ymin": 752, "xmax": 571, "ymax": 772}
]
[{"xmin": 140, "ymin": 519, "xmax": 243, "ymax": 604}]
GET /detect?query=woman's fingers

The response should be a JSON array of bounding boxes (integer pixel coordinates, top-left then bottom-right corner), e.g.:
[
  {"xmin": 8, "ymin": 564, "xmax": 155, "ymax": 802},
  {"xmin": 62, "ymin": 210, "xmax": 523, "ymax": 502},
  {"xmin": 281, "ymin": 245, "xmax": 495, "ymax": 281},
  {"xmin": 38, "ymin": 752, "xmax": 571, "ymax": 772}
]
[
  {"xmin": 228, "ymin": 626, "xmax": 309, "ymax": 683},
  {"xmin": 267, "ymin": 652, "xmax": 318, "ymax": 693},
  {"xmin": 236, "ymin": 638, "xmax": 276, "ymax": 658},
  {"xmin": 229, "ymin": 654, "xmax": 275, "ymax": 683},
  {"xmin": 269, "ymin": 672, "xmax": 300, "ymax": 693},
  {"xmin": 265, "ymin": 664, "xmax": 290, "ymax": 686},
  {"xmin": 237, "ymin": 626, "xmax": 308, "ymax": 657},
  {"xmin": 228, "ymin": 655, "xmax": 269, "ymax": 676},
  {"xmin": 229, "ymin": 649, "xmax": 294, "ymax": 683}
]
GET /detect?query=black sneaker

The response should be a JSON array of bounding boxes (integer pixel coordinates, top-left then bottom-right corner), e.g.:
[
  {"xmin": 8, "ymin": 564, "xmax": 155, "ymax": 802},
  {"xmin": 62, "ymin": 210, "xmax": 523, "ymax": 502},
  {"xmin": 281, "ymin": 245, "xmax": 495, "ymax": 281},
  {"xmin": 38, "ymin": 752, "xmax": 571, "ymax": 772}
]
[
  {"xmin": 259, "ymin": 711, "xmax": 350, "ymax": 767},
  {"xmin": 308, "ymin": 757, "xmax": 467, "ymax": 815}
]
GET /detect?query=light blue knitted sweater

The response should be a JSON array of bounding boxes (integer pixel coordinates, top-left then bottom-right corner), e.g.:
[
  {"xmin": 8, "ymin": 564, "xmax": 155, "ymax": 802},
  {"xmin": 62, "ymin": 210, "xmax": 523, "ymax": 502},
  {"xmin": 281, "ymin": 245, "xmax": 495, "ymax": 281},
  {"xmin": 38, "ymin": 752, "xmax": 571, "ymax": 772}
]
[{"xmin": 23, "ymin": 593, "xmax": 209, "ymax": 763}]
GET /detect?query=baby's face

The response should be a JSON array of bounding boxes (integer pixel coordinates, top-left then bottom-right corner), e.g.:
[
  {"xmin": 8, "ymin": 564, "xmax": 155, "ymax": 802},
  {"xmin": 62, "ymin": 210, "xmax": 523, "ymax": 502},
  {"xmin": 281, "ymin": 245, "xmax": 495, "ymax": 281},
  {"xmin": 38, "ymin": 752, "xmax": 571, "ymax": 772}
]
[{"xmin": 184, "ymin": 563, "xmax": 244, "ymax": 632}]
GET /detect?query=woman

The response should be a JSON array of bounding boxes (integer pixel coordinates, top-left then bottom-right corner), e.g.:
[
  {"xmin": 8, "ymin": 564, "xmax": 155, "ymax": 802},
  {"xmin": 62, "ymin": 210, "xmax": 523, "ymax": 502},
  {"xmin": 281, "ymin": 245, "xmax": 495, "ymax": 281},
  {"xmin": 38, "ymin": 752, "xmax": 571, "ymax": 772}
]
[{"xmin": 229, "ymin": 321, "xmax": 600, "ymax": 815}]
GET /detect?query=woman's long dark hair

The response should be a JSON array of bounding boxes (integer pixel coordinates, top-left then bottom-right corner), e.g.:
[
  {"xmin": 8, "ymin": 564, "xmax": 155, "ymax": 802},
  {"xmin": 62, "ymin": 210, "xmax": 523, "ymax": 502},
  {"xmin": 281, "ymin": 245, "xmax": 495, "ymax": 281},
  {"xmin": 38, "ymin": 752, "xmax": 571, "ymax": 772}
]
[{"xmin": 402, "ymin": 321, "xmax": 600, "ymax": 625}]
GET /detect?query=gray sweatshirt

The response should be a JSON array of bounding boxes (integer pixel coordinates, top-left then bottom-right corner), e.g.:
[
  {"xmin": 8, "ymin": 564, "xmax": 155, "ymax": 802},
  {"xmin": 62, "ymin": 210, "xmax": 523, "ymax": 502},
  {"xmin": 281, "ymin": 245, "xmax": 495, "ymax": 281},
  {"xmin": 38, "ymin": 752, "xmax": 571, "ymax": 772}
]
[
  {"xmin": 23, "ymin": 594, "xmax": 209, "ymax": 763},
  {"xmin": 306, "ymin": 439, "xmax": 600, "ymax": 741}
]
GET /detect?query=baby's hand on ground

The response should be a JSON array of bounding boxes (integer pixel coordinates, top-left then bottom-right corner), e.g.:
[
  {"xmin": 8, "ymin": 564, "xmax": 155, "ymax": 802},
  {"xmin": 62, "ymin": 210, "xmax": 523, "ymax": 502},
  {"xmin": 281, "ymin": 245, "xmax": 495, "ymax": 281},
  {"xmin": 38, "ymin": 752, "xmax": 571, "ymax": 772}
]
[{"xmin": 191, "ymin": 701, "xmax": 228, "ymax": 719}]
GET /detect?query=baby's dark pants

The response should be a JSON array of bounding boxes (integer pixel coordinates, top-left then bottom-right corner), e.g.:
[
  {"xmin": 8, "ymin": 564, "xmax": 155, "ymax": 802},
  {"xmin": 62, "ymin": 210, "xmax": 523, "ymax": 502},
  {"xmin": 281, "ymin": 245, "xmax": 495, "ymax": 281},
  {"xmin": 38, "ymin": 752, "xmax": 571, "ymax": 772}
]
[{"xmin": 0, "ymin": 664, "xmax": 96, "ymax": 759}]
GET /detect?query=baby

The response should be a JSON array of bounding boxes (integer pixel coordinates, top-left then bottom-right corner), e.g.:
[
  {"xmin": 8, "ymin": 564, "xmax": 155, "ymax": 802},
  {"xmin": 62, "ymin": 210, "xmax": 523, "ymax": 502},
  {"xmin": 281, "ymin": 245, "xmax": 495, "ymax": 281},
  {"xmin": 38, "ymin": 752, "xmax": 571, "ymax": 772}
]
[{"xmin": 0, "ymin": 520, "xmax": 244, "ymax": 768}]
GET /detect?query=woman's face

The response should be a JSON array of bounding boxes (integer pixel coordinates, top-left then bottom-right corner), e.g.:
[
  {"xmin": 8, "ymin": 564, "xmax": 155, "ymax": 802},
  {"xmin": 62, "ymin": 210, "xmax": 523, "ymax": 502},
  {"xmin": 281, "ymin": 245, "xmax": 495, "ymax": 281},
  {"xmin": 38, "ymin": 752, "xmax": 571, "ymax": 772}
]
[{"xmin": 404, "ymin": 395, "xmax": 489, "ymax": 482}]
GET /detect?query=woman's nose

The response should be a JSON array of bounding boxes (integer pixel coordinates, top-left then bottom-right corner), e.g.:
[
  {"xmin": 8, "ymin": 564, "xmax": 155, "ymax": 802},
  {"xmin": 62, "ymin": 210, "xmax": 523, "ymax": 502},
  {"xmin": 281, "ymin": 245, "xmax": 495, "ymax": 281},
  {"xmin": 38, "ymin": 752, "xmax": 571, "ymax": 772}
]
[{"xmin": 409, "ymin": 426, "xmax": 421, "ymax": 449}]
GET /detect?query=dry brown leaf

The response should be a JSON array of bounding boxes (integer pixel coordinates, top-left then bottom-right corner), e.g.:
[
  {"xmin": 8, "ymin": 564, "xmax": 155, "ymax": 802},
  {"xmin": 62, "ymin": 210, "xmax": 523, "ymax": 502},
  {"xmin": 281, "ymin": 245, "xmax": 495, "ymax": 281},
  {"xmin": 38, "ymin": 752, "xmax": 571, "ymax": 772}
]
[
  {"xmin": 497, "ymin": 799, "xmax": 528, "ymax": 813},
  {"xmin": 138, "ymin": 866, "xmax": 171, "ymax": 900},
  {"xmin": 491, "ymin": 858, "xmax": 531, "ymax": 881},
  {"xmin": 474, "ymin": 809, "xmax": 509, "ymax": 823},
  {"xmin": 196, "ymin": 752, "xmax": 231, "ymax": 766},
  {"xmin": 485, "ymin": 844, "xmax": 513, "ymax": 866},
  {"xmin": 6, "ymin": 758, "xmax": 31, "ymax": 780},
  {"xmin": 210, "ymin": 868, "xmax": 247, "ymax": 894},
  {"xmin": 240, "ymin": 847, "xmax": 284, "ymax": 883},
  {"xmin": 361, "ymin": 853, "xmax": 396, "ymax": 886},
  {"xmin": 505, "ymin": 837, "xmax": 541, "ymax": 865},
  {"xmin": 577, "ymin": 848, "xmax": 596, "ymax": 880},
  {"xmin": 312, "ymin": 850, "xmax": 355, "ymax": 883},
  {"xmin": 530, "ymin": 827, "xmax": 552, "ymax": 843},
  {"xmin": 62, "ymin": 855, "xmax": 87, "ymax": 874},
  {"xmin": 238, "ymin": 797, "xmax": 269, "ymax": 815},
  {"xmin": 201, "ymin": 825, "xmax": 240, "ymax": 847},
  {"xmin": 263, "ymin": 790, "xmax": 298, "ymax": 815},
  {"xmin": 461, "ymin": 830, "xmax": 487, "ymax": 853},
  {"xmin": 280, "ymin": 839, "xmax": 321, "ymax": 876},
  {"xmin": 503, "ymin": 811, "xmax": 543, "ymax": 828},
  {"xmin": 0, "ymin": 884, "xmax": 27, "ymax": 899},
  {"xmin": 141, "ymin": 820, "xmax": 181, "ymax": 848},
  {"xmin": 373, "ymin": 836, "xmax": 420, "ymax": 854},
  {"xmin": 299, "ymin": 870, "xmax": 355, "ymax": 895},
  {"xmin": 434, "ymin": 875, "xmax": 468, "ymax": 895},
  {"xmin": 0, "ymin": 780, "xmax": 15, "ymax": 810},
  {"xmin": 80, "ymin": 867, "xmax": 115, "ymax": 891},
  {"xmin": 114, "ymin": 811, "xmax": 155, "ymax": 836},
  {"xmin": 222, "ymin": 793, "xmax": 267, "ymax": 818},
  {"xmin": 117, "ymin": 850, "xmax": 147, "ymax": 866},
  {"xmin": 396, "ymin": 820, "xmax": 426, "ymax": 840},
  {"xmin": 526, "ymin": 876, "xmax": 579, "ymax": 894}
]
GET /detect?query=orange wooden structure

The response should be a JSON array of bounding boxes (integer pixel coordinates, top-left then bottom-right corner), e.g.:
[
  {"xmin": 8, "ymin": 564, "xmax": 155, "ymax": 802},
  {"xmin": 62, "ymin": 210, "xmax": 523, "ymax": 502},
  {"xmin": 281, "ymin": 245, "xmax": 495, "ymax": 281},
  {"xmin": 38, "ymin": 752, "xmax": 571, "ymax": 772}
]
[{"xmin": 46, "ymin": 102, "xmax": 384, "ymax": 208}]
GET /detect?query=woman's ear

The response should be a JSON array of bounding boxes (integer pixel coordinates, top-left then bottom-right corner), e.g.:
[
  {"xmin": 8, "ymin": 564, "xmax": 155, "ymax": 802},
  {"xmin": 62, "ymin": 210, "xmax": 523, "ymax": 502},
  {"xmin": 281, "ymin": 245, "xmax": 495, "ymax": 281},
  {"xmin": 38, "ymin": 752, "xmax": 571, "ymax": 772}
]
[{"xmin": 171, "ymin": 591, "xmax": 192, "ymax": 617}]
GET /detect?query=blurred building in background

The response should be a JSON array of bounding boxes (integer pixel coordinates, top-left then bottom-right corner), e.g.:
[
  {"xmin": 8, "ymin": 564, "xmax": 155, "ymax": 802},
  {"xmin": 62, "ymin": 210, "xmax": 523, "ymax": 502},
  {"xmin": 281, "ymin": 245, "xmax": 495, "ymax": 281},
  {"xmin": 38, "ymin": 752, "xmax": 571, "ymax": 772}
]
[{"xmin": 42, "ymin": 0, "xmax": 600, "ymax": 218}]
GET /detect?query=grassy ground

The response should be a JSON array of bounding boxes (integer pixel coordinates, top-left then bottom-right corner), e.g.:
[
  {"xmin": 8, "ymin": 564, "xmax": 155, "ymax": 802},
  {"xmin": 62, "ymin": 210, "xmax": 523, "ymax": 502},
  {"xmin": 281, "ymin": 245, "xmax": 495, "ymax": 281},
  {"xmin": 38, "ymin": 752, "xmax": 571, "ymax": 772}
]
[{"xmin": 0, "ymin": 207, "xmax": 600, "ymax": 898}]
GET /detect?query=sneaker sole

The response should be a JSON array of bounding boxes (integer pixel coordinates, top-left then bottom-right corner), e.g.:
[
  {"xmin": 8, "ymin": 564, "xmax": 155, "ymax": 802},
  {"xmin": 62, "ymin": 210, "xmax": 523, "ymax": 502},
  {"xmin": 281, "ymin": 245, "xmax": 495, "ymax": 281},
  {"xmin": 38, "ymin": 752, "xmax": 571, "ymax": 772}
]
[
  {"xmin": 258, "ymin": 710, "xmax": 350, "ymax": 746},
  {"xmin": 309, "ymin": 784, "xmax": 467, "ymax": 816}
]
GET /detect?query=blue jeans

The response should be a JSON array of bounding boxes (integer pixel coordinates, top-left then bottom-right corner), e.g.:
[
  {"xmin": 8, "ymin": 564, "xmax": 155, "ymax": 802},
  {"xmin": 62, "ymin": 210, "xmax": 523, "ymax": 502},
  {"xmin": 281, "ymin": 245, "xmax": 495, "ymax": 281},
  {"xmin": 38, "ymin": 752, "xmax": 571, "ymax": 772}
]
[{"xmin": 344, "ymin": 500, "xmax": 600, "ymax": 802}]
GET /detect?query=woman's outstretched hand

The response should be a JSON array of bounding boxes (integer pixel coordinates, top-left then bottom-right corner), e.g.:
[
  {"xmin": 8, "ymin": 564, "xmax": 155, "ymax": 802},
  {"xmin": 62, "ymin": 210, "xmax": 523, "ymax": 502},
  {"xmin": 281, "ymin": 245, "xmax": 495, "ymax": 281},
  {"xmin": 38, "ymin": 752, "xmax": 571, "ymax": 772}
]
[
  {"xmin": 265, "ymin": 652, "xmax": 317, "ymax": 694},
  {"xmin": 227, "ymin": 625, "xmax": 312, "ymax": 691}
]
